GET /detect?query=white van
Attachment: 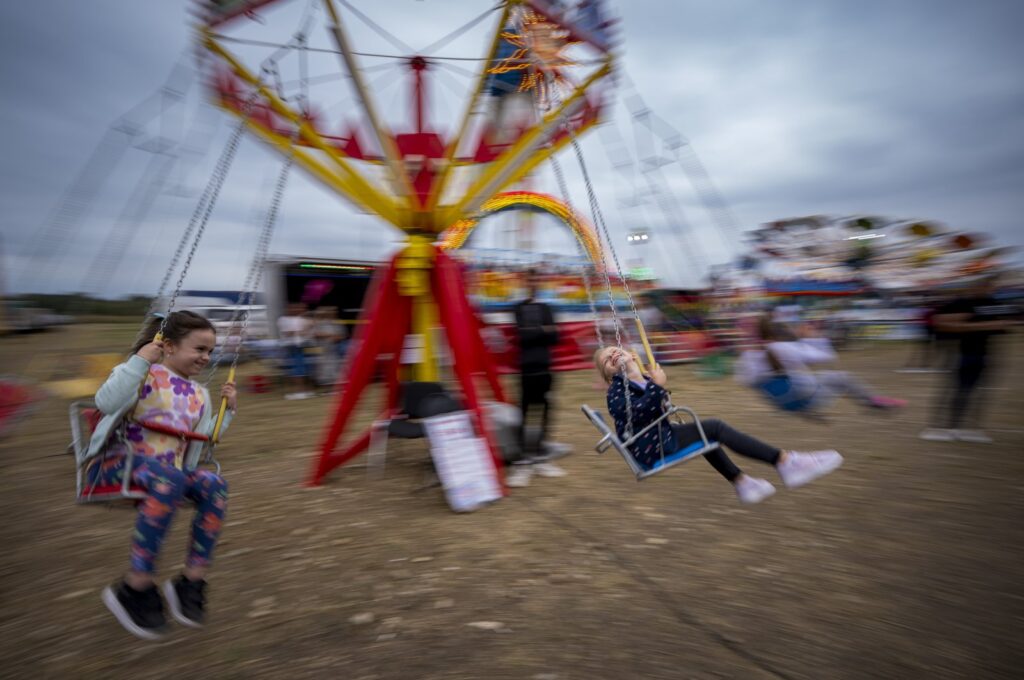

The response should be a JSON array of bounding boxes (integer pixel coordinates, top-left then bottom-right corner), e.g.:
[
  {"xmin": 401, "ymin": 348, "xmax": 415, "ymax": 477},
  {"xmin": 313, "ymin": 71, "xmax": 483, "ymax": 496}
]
[{"xmin": 190, "ymin": 305, "xmax": 270, "ymax": 342}]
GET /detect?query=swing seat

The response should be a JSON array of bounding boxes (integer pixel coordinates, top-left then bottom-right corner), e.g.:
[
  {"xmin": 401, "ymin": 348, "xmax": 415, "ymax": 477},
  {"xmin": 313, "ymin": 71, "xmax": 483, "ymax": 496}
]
[
  {"xmin": 757, "ymin": 376, "xmax": 815, "ymax": 412},
  {"xmin": 70, "ymin": 401, "xmax": 147, "ymax": 503},
  {"xmin": 70, "ymin": 397, "xmax": 221, "ymax": 503},
  {"xmin": 78, "ymin": 477, "xmax": 148, "ymax": 503},
  {"xmin": 581, "ymin": 404, "xmax": 719, "ymax": 481},
  {"xmin": 647, "ymin": 439, "xmax": 717, "ymax": 472}
]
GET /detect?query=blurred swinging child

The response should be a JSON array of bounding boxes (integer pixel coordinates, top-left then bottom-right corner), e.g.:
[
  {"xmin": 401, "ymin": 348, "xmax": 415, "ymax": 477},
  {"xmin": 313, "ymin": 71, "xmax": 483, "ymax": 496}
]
[
  {"xmin": 595, "ymin": 346, "xmax": 844, "ymax": 504},
  {"xmin": 84, "ymin": 311, "xmax": 237, "ymax": 639}
]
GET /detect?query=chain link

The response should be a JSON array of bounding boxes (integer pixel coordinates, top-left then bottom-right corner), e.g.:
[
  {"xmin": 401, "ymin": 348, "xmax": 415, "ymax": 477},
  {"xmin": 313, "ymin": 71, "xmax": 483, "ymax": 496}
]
[
  {"xmin": 538, "ymin": 67, "xmax": 650, "ymax": 438},
  {"xmin": 162, "ymin": 113, "xmax": 249, "ymax": 325},
  {"xmin": 202, "ymin": 11, "xmax": 315, "ymax": 381},
  {"xmin": 530, "ymin": 72, "xmax": 604, "ymax": 349},
  {"xmin": 549, "ymin": 152, "xmax": 603, "ymax": 347},
  {"xmin": 203, "ymin": 136, "xmax": 297, "ymax": 383},
  {"xmin": 144, "ymin": 3, "xmax": 318, "ymax": 344}
]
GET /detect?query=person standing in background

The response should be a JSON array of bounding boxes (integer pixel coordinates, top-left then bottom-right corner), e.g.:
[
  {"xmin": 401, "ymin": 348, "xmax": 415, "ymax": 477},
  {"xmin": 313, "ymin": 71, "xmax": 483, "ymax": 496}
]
[
  {"xmin": 507, "ymin": 272, "xmax": 566, "ymax": 487},
  {"xmin": 921, "ymin": 275, "xmax": 1019, "ymax": 442},
  {"xmin": 277, "ymin": 302, "xmax": 313, "ymax": 400}
]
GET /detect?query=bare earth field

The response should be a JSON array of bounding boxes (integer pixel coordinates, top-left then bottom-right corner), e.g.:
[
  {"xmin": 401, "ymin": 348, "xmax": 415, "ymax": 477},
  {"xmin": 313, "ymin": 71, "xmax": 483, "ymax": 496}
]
[{"xmin": 1, "ymin": 323, "xmax": 1022, "ymax": 679}]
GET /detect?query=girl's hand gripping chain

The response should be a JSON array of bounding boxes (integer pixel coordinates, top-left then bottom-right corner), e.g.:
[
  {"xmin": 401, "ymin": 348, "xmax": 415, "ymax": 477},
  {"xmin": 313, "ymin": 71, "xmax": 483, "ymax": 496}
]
[{"xmin": 136, "ymin": 339, "xmax": 165, "ymax": 364}]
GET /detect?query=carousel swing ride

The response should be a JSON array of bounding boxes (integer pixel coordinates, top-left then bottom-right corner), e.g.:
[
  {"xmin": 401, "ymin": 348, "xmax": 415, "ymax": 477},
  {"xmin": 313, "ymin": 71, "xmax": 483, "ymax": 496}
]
[{"xmin": 195, "ymin": 0, "xmax": 619, "ymax": 485}]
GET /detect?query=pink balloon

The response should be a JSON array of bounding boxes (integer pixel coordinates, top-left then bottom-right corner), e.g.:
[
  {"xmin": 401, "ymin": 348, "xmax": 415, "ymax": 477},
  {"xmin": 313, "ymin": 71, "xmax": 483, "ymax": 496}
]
[{"xmin": 302, "ymin": 279, "xmax": 334, "ymax": 304}]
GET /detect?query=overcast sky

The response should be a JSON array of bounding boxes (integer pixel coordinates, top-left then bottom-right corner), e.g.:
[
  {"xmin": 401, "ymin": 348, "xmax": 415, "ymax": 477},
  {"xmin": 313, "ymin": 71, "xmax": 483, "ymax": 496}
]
[{"xmin": 1, "ymin": 0, "xmax": 1022, "ymax": 296}]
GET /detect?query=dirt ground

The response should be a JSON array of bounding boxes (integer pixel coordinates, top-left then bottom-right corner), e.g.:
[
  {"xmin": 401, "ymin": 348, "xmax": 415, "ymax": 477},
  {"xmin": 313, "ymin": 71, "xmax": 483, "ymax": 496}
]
[{"xmin": 2, "ymin": 323, "xmax": 1022, "ymax": 680}]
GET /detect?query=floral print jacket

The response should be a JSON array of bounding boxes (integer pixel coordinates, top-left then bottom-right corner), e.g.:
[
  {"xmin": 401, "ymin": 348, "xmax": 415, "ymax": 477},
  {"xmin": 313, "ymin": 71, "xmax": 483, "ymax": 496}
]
[{"xmin": 83, "ymin": 354, "xmax": 232, "ymax": 470}]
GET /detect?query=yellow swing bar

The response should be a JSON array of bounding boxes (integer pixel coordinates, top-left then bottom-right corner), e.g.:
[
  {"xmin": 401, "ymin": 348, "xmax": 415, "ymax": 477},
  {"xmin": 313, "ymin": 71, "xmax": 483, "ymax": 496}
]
[
  {"xmin": 211, "ymin": 365, "xmax": 235, "ymax": 445},
  {"xmin": 634, "ymin": 317, "xmax": 658, "ymax": 374}
]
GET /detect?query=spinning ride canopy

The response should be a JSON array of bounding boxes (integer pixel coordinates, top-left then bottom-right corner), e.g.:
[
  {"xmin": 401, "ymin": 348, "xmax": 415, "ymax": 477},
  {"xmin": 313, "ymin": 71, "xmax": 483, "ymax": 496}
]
[{"xmin": 195, "ymin": 0, "xmax": 617, "ymax": 238}]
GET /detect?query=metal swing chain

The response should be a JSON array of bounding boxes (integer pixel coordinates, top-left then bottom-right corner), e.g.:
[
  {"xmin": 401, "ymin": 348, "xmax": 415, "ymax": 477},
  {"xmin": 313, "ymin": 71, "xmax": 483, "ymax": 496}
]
[
  {"xmin": 194, "ymin": 146, "xmax": 295, "ymax": 471},
  {"xmin": 198, "ymin": 11, "xmax": 315, "ymax": 470},
  {"xmin": 536, "ymin": 75, "xmax": 634, "ymax": 349},
  {"xmin": 151, "ymin": 0, "xmax": 317, "ymax": 338},
  {"xmin": 550, "ymin": 154, "xmax": 604, "ymax": 347},
  {"xmin": 569, "ymin": 128, "xmax": 678, "ymax": 456},
  {"xmin": 530, "ymin": 80, "xmax": 604, "ymax": 348},
  {"xmin": 90, "ymin": 12, "xmax": 311, "ymax": 489},
  {"xmin": 129, "ymin": 81, "xmax": 263, "ymax": 363},
  {"xmin": 122, "ymin": 77, "xmax": 264, "ymax": 421},
  {"xmin": 159, "ymin": 89, "xmax": 257, "ymax": 333},
  {"xmin": 566, "ymin": 137, "xmax": 643, "ymax": 441},
  {"xmin": 205, "ymin": 12, "xmax": 313, "ymax": 384},
  {"xmin": 570, "ymin": 134, "xmax": 643, "ymax": 334},
  {"xmin": 203, "ymin": 128, "xmax": 299, "ymax": 384},
  {"xmin": 540, "ymin": 66, "xmax": 677, "ymax": 449},
  {"xmin": 538, "ymin": 73, "xmax": 638, "ymax": 439}
]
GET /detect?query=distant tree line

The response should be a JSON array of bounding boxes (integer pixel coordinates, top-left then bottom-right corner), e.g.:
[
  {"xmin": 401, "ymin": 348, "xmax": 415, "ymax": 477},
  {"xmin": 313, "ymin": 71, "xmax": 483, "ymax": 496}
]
[{"xmin": 8, "ymin": 293, "xmax": 152, "ymax": 317}]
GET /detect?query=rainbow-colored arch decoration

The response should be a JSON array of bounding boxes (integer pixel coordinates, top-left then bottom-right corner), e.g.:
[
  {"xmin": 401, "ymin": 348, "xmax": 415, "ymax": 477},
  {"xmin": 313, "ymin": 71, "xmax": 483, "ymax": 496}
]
[{"xmin": 440, "ymin": 191, "xmax": 603, "ymax": 266}]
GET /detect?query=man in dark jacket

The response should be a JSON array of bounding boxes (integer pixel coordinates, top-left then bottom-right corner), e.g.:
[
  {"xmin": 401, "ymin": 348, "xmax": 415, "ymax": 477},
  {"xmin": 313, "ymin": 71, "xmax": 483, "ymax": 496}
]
[{"xmin": 507, "ymin": 273, "xmax": 566, "ymax": 487}]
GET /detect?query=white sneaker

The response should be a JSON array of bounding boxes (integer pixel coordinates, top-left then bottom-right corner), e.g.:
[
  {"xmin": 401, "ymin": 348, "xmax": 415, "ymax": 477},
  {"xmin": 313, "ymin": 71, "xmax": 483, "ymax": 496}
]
[
  {"xmin": 505, "ymin": 465, "xmax": 533, "ymax": 488},
  {"xmin": 919, "ymin": 428, "xmax": 956, "ymax": 442},
  {"xmin": 533, "ymin": 462, "xmax": 567, "ymax": 478},
  {"xmin": 954, "ymin": 429, "xmax": 993, "ymax": 443},
  {"xmin": 284, "ymin": 392, "xmax": 314, "ymax": 401},
  {"xmin": 734, "ymin": 475, "xmax": 776, "ymax": 505},
  {"xmin": 776, "ymin": 450, "xmax": 843, "ymax": 489}
]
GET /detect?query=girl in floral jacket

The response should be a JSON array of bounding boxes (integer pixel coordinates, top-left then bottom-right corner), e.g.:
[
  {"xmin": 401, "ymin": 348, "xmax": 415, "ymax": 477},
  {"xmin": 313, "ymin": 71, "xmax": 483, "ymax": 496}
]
[{"xmin": 87, "ymin": 311, "xmax": 236, "ymax": 639}]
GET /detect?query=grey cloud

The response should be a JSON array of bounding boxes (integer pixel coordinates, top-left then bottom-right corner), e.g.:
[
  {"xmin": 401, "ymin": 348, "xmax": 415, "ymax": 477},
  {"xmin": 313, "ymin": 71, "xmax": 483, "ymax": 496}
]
[{"xmin": 2, "ymin": 0, "xmax": 1023, "ymax": 294}]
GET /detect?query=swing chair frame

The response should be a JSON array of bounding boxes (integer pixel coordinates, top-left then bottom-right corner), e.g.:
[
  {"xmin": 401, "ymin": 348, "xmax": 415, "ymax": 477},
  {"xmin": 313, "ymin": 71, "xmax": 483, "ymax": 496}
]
[
  {"xmin": 511, "ymin": 31, "xmax": 729, "ymax": 483},
  {"xmin": 71, "ymin": 401, "xmax": 146, "ymax": 502},
  {"xmin": 581, "ymin": 403, "xmax": 718, "ymax": 481},
  {"xmin": 71, "ymin": 400, "xmax": 222, "ymax": 504}
]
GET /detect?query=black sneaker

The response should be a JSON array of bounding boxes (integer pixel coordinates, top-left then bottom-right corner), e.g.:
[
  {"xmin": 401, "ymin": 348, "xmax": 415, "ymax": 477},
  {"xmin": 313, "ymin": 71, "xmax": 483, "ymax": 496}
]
[
  {"xmin": 163, "ymin": 575, "xmax": 206, "ymax": 628},
  {"xmin": 101, "ymin": 581, "xmax": 167, "ymax": 640}
]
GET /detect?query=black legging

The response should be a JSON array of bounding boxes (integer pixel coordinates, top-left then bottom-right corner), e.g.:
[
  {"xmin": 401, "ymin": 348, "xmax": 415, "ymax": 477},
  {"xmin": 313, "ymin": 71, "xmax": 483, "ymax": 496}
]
[
  {"xmin": 950, "ymin": 355, "xmax": 987, "ymax": 428},
  {"xmin": 519, "ymin": 371, "xmax": 553, "ymax": 457},
  {"xmin": 671, "ymin": 419, "xmax": 781, "ymax": 482}
]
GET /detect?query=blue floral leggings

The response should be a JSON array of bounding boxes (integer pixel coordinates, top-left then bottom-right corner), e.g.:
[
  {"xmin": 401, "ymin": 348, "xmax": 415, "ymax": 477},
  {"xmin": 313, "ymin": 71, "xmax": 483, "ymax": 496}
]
[{"xmin": 89, "ymin": 455, "xmax": 228, "ymax": 574}]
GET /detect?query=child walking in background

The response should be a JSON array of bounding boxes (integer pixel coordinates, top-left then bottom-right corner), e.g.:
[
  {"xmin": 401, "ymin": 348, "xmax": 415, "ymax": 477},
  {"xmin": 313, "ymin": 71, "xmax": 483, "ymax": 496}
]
[
  {"xmin": 595, "ymin": 346, "xmax": 844, "ymax": 504},
  {"xmin": 84, "ymin": 311, "xmax": 237, "ymax": 639}
]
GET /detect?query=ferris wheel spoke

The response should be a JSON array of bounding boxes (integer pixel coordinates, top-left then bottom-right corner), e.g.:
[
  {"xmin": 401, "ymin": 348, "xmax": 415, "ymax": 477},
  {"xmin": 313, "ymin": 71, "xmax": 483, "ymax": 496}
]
[
  {"xmin": 419, "ymin": 3, "xmax": 505, "ymax": 57},
  {"xmin": 334, "ymin": 0, "xmax": 414, "ymax": 55}
]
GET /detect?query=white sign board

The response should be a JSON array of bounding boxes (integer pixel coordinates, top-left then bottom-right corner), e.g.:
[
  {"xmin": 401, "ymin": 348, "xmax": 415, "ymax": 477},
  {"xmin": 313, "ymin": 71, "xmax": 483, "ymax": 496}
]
[{"xmin": 423, "ymin": 412, "xmax": 502, "ymax": 513}]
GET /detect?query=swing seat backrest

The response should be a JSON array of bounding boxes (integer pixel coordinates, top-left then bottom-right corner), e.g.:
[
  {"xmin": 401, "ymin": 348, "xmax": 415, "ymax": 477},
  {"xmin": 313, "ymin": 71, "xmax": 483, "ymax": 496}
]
[
  {"xmin": 581, "ymin": 404, "xmax": 719, "ymax": 481},
  {"xmin": 70, "ymin": 401, "xmax": 148, "ymax": 503},
  {"xmin": 758, "ymin": 375, "xmax": 814, "ymax": 412}
]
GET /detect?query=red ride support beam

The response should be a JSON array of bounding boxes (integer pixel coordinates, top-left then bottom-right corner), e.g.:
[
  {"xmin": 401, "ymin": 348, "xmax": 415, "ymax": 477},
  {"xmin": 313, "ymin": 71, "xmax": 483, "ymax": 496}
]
[
  {"xmin": 432, "ymin": 250, "xmax": 506, "ymax": 487},
  {"xmin": 410, "ymin": 56, "xmax": 428, "ymax": 135},
  {"xmin": 310, "ymin": 257, "xmax": 411, "ymax": 485}
]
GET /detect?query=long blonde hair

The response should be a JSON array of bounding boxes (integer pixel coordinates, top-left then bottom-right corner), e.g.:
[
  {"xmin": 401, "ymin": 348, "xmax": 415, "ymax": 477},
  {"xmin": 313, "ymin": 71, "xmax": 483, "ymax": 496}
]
[{"xmin": 593, "ymin": 346, "xmax": 644, "ymax": 384}]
